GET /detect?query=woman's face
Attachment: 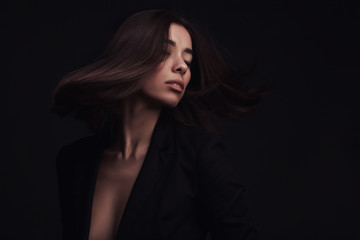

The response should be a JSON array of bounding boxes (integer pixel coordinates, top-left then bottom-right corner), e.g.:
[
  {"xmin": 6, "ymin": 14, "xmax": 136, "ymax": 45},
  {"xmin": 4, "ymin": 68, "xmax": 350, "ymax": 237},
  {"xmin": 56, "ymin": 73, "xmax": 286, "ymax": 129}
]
[{"xmin": 140, "ymin": 23, "xmax": 193, "ymax": 108}]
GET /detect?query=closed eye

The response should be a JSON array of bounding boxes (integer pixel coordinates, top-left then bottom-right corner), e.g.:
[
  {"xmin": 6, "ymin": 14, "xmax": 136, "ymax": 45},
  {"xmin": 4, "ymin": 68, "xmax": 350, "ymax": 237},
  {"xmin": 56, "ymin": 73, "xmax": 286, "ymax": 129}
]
[{"xmin": 163, "ymin": 51, "xmax": 192, "ymax": 68}]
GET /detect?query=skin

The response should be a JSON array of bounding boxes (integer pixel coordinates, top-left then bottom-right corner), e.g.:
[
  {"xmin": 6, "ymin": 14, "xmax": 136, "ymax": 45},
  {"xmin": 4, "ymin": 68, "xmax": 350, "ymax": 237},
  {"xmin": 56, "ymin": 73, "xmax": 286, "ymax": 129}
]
[
  {"xmin": 89, "ymin": 23, "xmax": 193, "ymax": 240},
  {"xmin": 109, "ymin": 23, "xmax": 193, "ymax": 159}
]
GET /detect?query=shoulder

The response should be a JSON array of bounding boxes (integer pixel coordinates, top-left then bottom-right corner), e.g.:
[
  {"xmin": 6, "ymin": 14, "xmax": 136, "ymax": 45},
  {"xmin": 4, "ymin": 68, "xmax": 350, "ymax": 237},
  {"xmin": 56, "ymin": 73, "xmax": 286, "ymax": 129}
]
[
  {"xmin": 56, "ymin": 135, "xmax": 102, "ymax": 170},
  {"xmin": 172, "ymin": 121, "xmax": 225, "ymax": 156},
  {"xmin": 59, "ymin": 135, "xmax": 100, "ymax": 152},
  {"xmin": 57, "ymin": 135, "xmax": 104, "ymax": 160}
]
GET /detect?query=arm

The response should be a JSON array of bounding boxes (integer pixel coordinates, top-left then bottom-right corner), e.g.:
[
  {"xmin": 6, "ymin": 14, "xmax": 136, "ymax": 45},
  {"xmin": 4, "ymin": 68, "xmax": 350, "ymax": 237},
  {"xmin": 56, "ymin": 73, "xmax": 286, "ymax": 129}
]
[{"xmin": 197, "ymin": 133, "xmax": 259, "ymax": 240}]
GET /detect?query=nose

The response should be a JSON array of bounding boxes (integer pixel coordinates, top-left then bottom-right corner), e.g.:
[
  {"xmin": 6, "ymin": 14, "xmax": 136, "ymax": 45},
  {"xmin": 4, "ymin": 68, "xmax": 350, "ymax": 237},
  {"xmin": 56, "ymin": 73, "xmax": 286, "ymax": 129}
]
[{"xmin": 172, "ymin": 57, "xmax": 188, "ymax": 76}]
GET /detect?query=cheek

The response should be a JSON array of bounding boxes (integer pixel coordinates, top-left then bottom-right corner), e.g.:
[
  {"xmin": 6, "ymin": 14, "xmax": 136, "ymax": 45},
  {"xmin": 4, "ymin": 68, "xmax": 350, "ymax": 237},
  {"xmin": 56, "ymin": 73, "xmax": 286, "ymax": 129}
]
[
  {"xmin": 143, "ymin": 72, "xmax": 161, "ymax": 90},
  {"xmin": 185, "ymin": 72, "xmax": 191, "ymax": 88}
]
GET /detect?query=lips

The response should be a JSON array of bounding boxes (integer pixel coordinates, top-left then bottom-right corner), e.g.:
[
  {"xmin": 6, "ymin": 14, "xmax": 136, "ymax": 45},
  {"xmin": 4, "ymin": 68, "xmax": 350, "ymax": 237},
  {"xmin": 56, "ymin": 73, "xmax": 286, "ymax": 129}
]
[{"xmin": 165, "ymin": 80, "xmax": 184, "ymax": 90}]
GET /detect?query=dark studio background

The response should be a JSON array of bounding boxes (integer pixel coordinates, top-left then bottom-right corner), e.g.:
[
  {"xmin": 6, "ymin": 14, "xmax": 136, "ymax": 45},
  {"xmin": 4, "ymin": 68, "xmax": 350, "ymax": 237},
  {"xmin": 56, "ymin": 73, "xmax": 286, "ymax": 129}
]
[{"xmin": 2, "ymin": 0, "xmax": 359, "ymax": 239}]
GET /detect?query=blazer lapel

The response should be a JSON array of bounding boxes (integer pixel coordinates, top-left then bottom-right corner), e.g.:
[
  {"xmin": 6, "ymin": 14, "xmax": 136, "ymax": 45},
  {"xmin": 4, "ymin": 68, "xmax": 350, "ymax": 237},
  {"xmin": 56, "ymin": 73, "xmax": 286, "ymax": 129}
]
[
  {"xmin": 111, "ymin": 108, "xmax": 176, "ymax": 239},
  {"xmin": 66, "ymin": 108, "xmax": 175, "ymax": 240},
  {"xmin": 83, "ymin": 137, "xmax": 106, "ymax": 240}
]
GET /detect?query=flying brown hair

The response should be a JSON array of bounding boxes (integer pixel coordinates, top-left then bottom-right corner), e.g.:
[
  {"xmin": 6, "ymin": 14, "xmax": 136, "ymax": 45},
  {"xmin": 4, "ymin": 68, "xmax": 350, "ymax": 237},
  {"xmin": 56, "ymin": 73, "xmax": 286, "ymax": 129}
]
[{"xmin": 51, "ymin": 9, "xmax": 270, "ymax": 143}]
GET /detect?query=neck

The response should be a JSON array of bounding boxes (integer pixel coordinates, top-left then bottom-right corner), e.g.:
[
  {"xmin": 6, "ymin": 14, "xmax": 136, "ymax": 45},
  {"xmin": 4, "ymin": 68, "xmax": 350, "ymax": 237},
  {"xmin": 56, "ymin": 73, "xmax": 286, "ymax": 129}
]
[{"xmin": 108, "ymin": 94, "xmax": 162, "ymax": 160}]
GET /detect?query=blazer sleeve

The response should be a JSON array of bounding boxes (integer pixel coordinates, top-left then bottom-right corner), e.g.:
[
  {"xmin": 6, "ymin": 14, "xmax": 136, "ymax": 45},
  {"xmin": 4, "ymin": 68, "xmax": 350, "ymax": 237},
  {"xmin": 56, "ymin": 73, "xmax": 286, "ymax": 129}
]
[
  {"xmin": 197, "ymin": 133, "xmax": 259, "ymax": 240},
  {"xmin": 56, "ymin": 146, "xmax": 71, "ymax": 240},
  {"xmin": 56, "ymin": 145, "xmax": 80, "ymax": 240}
]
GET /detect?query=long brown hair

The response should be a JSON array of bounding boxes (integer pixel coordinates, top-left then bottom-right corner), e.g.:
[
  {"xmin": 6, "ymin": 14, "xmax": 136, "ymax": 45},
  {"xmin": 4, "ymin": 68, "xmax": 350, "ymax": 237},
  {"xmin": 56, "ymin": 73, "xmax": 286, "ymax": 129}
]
[{"xmin": 51, "ymin": 9, "xmax": 270, "ymax": 142}]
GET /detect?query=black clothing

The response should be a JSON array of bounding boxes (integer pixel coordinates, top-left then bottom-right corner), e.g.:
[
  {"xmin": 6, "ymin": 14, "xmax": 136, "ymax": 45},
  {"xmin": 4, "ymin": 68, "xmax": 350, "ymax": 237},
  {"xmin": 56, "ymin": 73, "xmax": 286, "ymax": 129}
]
[{"xmin": 56, "ymin": 108, "xmax": 258, "ymax": 240}]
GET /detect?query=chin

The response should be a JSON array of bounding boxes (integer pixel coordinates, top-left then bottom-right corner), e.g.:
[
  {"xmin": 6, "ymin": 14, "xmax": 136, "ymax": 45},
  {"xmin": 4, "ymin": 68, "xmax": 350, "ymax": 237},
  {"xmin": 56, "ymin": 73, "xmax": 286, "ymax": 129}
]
[
  {"xmin": 142, "ymin": 91, "xmax": 184, "ymax": 108},
  {"xmin": 158, "ymin": 95, "xmax": 183, "ymax": 108},
  {"xmin": 164, "ymin": 102, "xmax": 179, "ymax": 108},
  {"xmin": 161, "ymin": 98, "xmax": 181, "ymax": 108}
]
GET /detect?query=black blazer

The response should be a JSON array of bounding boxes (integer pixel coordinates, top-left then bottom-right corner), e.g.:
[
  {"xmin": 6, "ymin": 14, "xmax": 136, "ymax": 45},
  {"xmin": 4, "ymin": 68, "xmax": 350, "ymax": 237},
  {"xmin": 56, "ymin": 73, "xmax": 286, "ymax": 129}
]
[{"xmin": 56, "ymin": 108, "xmax": 259, "ymax": 240}]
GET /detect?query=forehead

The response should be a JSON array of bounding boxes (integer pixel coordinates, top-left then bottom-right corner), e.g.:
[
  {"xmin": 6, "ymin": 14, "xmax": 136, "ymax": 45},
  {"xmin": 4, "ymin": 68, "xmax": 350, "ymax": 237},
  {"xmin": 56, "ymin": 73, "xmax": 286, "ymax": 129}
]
[{"xmin": 168, "ymin": 23, "xmax": 192, "ymax": 48}]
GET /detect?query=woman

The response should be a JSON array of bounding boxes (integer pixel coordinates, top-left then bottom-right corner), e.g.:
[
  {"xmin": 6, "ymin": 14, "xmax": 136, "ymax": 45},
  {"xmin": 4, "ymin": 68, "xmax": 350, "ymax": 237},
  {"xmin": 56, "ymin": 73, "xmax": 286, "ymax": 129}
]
[{"xmin": 52, "ymin": 9, "xmax": 265, "ymax": 240}]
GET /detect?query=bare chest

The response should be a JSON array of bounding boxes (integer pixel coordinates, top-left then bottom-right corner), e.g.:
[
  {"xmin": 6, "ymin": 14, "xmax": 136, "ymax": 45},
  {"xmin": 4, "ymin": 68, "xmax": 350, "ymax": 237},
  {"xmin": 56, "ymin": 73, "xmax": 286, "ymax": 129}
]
[{"xmin": 88, "ymin": 155, "xmax": 145, "ymax": 240}]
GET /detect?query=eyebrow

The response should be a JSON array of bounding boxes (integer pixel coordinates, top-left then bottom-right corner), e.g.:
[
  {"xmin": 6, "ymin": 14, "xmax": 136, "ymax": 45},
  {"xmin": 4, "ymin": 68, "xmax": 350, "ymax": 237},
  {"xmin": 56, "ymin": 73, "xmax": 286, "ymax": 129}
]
[{"xmin": 166, "ymin": 39, "xmax": 193, "ymax": 55}]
